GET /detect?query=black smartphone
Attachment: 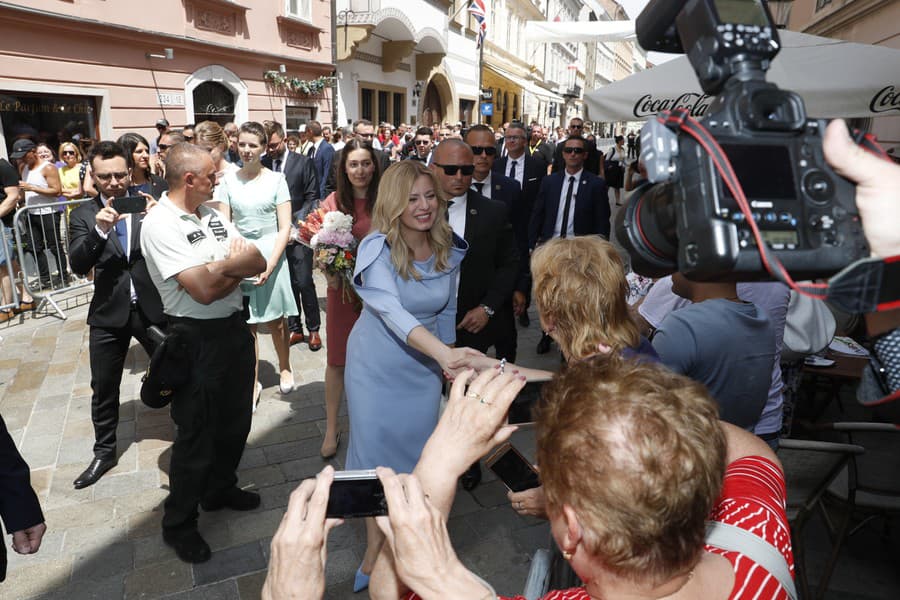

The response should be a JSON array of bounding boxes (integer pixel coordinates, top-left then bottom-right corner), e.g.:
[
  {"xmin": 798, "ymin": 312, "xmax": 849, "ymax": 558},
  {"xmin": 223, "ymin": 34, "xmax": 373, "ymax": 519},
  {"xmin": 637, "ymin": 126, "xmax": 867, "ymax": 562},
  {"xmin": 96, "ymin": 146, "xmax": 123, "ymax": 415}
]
[
  {"xmin": 485, "ymin": 443, "xmax": 540, "ymax": 492},
  {"xmin": 326, "ymin": 470, "xmax": 388, "ymax": 519},
  {"xmin": 507, "ymin": 381, "xmax": 543, "ymax": 426},
  {"xmin": 111, "ymin": 195, "xmax": 147, "ymax": 214}
]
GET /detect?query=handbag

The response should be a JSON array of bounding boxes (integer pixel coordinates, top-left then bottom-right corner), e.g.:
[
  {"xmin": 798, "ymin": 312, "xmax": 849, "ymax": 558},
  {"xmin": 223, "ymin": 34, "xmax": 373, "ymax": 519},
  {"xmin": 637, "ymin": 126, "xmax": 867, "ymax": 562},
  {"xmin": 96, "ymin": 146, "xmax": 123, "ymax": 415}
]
[{"xmin": 140, "ymin": 325, "xmax": 191, "ymax": 409}]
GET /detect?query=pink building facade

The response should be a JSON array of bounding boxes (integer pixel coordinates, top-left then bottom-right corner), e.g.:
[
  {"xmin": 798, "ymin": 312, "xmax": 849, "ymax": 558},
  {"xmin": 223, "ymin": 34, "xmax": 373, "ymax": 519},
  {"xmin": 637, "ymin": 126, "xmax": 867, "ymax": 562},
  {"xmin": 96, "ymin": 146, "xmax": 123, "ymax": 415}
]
[{"xmin": 0, "ymin": 0, "xmax": 334, "ymax": 158}]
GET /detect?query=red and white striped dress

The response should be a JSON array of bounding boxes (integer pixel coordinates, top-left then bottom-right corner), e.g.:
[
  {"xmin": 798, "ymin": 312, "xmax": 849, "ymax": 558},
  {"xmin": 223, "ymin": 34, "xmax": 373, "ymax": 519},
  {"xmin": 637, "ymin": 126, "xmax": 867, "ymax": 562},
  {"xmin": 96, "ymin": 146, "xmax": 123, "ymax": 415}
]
[{"xmin": 405, "ymin": 456, "xmax": 794, "ymax": 600}]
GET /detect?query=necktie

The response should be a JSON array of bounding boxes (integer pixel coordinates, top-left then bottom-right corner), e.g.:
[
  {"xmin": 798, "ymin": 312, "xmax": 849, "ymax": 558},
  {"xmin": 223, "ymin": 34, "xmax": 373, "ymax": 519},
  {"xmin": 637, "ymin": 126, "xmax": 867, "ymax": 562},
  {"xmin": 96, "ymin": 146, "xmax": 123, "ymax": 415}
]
[
  {"xmin": 446, "ymin": 199, "xmax": 453, "ymax": 221},
  {"xmin": 115, "ymin": 218, "xmax": 128, "ymax": 257},
  {"xmin": 273, "ymin": 158, "xmax": 282, "ymax": 173},
  {"xmin": 560, "ymin": 176, "xmax": 575, "ymax": 239},
  {"xmin": 508, "ymin": 160, "xmax": 517, "ymax": 179},
  {"xmin": 472, "ymin": 182, "xmax": 484, "ymax": 195}
]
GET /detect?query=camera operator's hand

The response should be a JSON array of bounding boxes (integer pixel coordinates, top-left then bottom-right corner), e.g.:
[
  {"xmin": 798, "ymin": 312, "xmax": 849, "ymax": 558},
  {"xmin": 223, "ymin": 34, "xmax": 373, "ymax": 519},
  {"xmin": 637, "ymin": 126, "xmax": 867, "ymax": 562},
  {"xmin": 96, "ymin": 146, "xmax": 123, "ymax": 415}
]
[
  {"xmin": 262, "ymin": 466, "xmax": 343, "ymax": 600},
  {"xmin": 824, "ymin": 119, "xmax": 900, "ymax": 258}
]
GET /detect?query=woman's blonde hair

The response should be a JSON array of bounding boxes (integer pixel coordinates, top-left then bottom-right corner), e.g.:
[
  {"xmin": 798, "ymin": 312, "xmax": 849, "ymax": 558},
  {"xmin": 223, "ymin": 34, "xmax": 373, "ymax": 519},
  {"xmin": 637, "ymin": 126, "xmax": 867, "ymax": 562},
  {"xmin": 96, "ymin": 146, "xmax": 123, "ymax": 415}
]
[
  {"xmin": 371, "ymin": 161, "xmax": 453, "ymax": 280},
  {"xmin": 531, "ymin": 237, "xmax": 639, "ymax": 358},
  {"xmin": 536, "ymin": 357, "xmax": 726, "ymax": 585},
  {"xmin": 194, "ymin": 120, "xmax": 228, "ymax": 151}
]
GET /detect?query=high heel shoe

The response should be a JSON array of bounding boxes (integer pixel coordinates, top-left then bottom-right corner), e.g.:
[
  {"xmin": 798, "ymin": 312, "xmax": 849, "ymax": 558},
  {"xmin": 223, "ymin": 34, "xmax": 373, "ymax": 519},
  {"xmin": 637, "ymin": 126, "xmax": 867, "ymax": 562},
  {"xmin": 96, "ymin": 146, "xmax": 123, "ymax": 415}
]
[
  {"xmin": 320, "ymin": 431, "xmax": 342, "ymax": 459},
  {"xmin": 353, "ymin": 565, "xmax": 370, "ymax": 593},
  {"xmin": 279, "ymin": 372, "xmax": 295, "ymax": 395},
  {"xmin": 252, "ymin": 382, "xmax": 262, "ymax": 413}
]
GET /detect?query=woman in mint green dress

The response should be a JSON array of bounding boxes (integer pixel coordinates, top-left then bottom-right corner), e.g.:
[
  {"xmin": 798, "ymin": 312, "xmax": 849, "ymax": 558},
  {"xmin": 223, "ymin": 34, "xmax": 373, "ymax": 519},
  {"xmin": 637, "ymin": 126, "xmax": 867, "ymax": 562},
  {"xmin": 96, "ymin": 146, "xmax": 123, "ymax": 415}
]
[{"xmin": 215, "ymin": 121, "xmax": 299, "ymax": 407}]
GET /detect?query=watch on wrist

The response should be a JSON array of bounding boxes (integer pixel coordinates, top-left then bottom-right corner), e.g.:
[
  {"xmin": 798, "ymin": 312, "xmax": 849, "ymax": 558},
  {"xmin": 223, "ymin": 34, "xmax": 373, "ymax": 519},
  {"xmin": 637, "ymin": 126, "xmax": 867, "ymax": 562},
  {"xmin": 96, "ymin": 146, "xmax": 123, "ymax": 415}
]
[{"xmin": 480, "ymin": 304, "xmax": 495, "ymax": 318}]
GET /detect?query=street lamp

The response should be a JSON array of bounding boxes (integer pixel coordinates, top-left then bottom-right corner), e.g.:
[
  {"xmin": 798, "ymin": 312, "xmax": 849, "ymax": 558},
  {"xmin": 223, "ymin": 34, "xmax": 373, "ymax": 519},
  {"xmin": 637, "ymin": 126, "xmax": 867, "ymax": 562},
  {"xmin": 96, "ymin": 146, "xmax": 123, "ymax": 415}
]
[{"xmin": 146, "ymin": 48, "xmax": 174, "ymax": 60}]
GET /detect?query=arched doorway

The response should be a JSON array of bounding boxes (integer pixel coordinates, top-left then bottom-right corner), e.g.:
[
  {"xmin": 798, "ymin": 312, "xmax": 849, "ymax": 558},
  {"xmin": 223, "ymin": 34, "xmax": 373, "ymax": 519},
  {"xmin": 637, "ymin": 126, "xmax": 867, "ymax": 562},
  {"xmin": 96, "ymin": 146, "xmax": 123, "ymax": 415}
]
[
  {"xmin": 184, "ymin": 65, "xmax": 248, "ymax": 126},
  {"xmin": 192, "ymin": 81, "xmax": 235, "ymax": 125},
  {"xmin": 422, "ymin": 81, "xmax": 443, "ymax": 126}
]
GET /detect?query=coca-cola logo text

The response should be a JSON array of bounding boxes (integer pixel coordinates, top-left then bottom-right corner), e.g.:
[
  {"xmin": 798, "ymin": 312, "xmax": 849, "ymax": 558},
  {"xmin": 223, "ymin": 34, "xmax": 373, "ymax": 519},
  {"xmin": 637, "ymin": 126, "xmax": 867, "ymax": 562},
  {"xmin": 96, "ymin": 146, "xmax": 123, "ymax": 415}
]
[
  {"xmin": 870, "ymin": 86, "xmax": 900, "ymax": 114},
  {"xmin": 633, "ymin": 93, "xmax": 713, "ymax": 118}
]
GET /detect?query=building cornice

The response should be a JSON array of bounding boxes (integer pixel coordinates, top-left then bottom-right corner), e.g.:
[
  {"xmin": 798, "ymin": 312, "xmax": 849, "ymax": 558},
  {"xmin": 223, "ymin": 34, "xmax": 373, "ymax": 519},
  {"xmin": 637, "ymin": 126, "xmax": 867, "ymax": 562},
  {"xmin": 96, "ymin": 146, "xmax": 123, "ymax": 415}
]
[
  {"xmin": 0, "ymin": 2, "xmax": 334, "ymax": 71},
  {"xmin": 801, "ymin": 0, "xmax": 893, "ymax": 37}
]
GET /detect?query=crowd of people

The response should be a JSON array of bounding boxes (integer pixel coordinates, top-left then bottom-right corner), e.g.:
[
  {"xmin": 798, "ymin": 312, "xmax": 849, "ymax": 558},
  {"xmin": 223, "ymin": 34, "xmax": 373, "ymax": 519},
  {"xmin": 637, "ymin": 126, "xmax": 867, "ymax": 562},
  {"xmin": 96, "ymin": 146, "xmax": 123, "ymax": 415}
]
[{"xmin": 1, "ymin": 111, "xmax": 899, "ymax": 600}]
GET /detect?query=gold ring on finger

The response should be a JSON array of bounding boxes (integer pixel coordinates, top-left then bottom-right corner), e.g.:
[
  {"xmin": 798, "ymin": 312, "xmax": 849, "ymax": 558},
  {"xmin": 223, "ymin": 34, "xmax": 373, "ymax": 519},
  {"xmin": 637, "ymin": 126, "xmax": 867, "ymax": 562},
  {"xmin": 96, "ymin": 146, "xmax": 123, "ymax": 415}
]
[
  {"xmin": 479, "ymin": 397, "xmax": 493, "ymax": 405},
  {"xmin": 466, "ymin": 391, "xmax": 482, "ymax": 401}
]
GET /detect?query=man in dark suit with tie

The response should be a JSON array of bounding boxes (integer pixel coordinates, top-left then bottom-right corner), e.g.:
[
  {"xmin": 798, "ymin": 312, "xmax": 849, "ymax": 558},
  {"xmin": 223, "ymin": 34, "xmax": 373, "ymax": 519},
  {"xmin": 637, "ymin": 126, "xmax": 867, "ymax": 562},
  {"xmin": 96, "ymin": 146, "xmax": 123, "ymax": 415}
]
[
  {"xmin": 494, "ymin": 122, "xmax": 548, "ymax": 326},
  {"xmin": 262, "ymin": 121, "xmax": 323, "ymax": 350},
  {"xmin": 0, "ymin": 414, "xmax": 46, "ymax": 582},
  {"xmin": 431, "ymin": 139, "xmax": 519, "ymax": 490},
  {"xmin": 465, "ymin": 125, "xmax": 522, "ymax": 362},
  {"xmin": 551, "ymin": 117, "xmax": 603, "ymax": 176},
  {"xmin": 324, "ymin": 119, "xmax": 391, "ymax": 196},
  {"xmin": 68, "ymin": 141, "xmax": 167, "ymax": 489},
  {"xmin": 305, "ymin": 120, "xmax": 334, "ymax": 199},
  {"xmin": 530, "ymin": 135, "xmax": 611, "ymax": 353}
]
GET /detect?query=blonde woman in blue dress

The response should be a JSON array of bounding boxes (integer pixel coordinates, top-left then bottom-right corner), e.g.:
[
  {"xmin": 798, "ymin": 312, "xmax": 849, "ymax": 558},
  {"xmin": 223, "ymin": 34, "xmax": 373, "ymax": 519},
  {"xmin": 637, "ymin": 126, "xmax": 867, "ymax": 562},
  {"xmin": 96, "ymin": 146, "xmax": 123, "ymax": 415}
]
[{"xmin": 215, "ymin": 121, "xmax": 299, "ymax": 407}]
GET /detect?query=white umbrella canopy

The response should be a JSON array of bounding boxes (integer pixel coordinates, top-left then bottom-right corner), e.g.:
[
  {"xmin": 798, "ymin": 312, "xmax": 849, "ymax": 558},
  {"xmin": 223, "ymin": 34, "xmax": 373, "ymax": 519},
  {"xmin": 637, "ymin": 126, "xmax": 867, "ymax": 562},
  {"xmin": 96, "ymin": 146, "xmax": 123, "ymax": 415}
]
[
  {"xmin": 585, "ymin": 31, "xmax": 900, "ymax": 121},
  {"xmin": 524, "ymin": 20, "xmax": 636, "ymax": 43}
]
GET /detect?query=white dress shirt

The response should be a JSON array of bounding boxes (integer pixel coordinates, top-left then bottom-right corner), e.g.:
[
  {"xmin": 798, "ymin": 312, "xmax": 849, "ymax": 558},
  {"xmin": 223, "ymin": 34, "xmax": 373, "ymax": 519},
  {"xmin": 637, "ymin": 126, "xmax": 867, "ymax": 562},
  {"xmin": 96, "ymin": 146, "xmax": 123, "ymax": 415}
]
[
  {"xmin": 471, "ymin": 172, "xmax": 492, "ymax": 199},
  {"xmin": 553, "ymin": 169, "xmax": 583, "ymax": 239},
  {"xmin": 447, "ymin": 193, "xmax": 468, "ymax": 298},
  {"xmin": 505, "ymin": 154, "xmax": 525, "ymax": 188}
]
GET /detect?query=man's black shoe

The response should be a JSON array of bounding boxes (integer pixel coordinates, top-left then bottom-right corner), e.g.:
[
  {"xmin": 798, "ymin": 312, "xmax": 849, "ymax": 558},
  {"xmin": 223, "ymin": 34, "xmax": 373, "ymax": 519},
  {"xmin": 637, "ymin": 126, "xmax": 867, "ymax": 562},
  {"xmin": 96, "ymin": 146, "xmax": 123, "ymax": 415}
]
[
  {"xmin": 73, "ymin": 457, "xmax": 117, "ymax": 489},
  {"xmin": 163, "ymin": 529, "xmax": 211, "ymax": 564},
  {"xmin": 460, "ymin": 462, "xmax": 482, "ymax": 491},
  {"xmin": 201, "ymin": 487, "xmax": 261, "ymax": 512},
  {"xmin": 536, "ymin": 333, "xmax": 552, "ymax": 355},
  {"xmin": 518, "ymin": 312, "xmax": 530, "ymax": 327}
]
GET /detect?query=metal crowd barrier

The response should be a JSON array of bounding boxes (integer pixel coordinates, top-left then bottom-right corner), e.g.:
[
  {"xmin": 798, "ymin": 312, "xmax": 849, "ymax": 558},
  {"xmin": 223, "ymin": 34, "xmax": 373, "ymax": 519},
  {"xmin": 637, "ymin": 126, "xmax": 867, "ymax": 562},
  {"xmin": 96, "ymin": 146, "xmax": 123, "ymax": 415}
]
[
  {"xmin": 12, "ymin": 198, "xmax": 94, "ymax": 319},
  {"xmin": 0, "ymin": 225, "xmax": 20, "ymax": 313}
]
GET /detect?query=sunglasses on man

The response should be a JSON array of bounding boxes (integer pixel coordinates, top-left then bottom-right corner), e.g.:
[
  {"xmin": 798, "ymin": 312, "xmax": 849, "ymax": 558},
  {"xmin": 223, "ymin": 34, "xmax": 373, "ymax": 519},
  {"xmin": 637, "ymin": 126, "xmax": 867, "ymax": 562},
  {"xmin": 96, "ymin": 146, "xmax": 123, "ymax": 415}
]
[
  {"xmin": 470, "ymin": 146, "xmax": 496, "ymax": 156},
  {"xmin": 433, "ymin": 163, "xmax": 475, "ymax": 176},
  {"xmin": 562, "ymin": 147, "xmax": 586, "ymax": 155}
]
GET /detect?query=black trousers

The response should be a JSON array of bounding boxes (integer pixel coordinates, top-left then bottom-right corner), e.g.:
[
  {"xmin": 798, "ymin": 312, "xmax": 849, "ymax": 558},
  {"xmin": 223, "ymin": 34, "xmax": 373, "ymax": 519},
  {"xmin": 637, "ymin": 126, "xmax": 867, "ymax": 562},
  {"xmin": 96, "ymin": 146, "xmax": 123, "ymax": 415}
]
[
  {"xmin": 89, "ymin": 305, "xmax": 158, "ymax": 459},
  {"xmin": 162, "ymin": 313, "xmax": 254, "ymax": 534},
  {"xmin": 25, "ymin": 212, "xmax": 65, "ymax": 285},
  {"xmin": 455, "ymin": 307, "xmax": 517, "ymax": 363},
  {"xmin": 285, "ymin": 243, "xmax": 321, "ymax": 334}
]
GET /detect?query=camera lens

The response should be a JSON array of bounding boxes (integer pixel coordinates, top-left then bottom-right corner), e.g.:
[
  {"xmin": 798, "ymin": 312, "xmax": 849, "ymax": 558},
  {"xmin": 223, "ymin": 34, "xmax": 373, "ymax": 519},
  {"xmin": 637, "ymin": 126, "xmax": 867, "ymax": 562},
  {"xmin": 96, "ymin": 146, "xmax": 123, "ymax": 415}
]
[{"xmin": 614, "ymin": 182, "xmax": 680, "ymax": 278}]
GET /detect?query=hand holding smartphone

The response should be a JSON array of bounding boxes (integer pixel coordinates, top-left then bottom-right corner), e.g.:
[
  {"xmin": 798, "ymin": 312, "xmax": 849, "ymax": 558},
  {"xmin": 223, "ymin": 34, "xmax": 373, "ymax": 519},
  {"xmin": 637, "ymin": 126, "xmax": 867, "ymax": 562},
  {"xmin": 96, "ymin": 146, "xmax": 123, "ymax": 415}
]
[
  {"xmin": 486, "ymin": 443, "xmax": 540, "ymax": 492},
  {"xmin": 111, "ymin": 195, "xmax": 148, "ymax": 214}
]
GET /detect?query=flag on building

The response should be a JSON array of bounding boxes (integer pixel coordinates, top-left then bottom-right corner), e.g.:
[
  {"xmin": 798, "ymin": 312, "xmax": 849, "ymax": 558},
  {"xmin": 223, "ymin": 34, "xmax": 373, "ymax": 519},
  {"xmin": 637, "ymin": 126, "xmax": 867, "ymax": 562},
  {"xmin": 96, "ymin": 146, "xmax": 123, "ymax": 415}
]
[{"xmin": 469, "ymin": 0, "xmax": 488, "ymax": 48}]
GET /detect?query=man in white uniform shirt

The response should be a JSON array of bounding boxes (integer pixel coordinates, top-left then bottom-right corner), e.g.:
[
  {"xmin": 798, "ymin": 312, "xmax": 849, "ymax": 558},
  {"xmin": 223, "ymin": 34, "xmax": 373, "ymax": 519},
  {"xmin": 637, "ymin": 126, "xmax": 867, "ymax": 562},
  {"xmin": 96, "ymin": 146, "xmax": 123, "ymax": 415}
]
[{"xmin": 141, "ymin": 143, "xmax": 266, "ymax": 564}]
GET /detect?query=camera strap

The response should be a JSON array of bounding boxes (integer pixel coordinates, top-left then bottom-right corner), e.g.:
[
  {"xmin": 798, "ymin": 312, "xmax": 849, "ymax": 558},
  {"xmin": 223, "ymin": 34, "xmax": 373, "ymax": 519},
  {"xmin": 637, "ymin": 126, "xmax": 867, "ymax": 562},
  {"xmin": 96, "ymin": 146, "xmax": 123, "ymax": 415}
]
[{"xmin": 658, "ymin": 108, "xmax": 897, "ymax": 314}]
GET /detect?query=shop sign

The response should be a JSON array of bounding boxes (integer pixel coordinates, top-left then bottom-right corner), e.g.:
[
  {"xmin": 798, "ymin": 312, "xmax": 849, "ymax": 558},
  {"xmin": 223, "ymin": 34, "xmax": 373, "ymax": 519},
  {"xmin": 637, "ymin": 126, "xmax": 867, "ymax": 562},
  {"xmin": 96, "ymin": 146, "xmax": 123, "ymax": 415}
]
[
  {"xmin": 480, "ymin": 102, "xmax": 493, "ymax": 116},
  {"xmin": 0, "ymin": 98, "xmax": 94, "ymax": 114},
  {"xmin": 157, "ymin": 93, "xmax": 185, "ymax": 106}
]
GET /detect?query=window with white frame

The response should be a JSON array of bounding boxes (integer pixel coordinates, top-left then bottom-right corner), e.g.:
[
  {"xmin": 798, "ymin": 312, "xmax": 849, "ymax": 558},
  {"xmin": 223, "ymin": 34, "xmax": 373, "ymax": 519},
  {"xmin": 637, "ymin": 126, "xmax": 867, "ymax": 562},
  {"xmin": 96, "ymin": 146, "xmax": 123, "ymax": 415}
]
[{"xmin": 286, "ymin": 0, "xmax": 311, "ymax": 21}]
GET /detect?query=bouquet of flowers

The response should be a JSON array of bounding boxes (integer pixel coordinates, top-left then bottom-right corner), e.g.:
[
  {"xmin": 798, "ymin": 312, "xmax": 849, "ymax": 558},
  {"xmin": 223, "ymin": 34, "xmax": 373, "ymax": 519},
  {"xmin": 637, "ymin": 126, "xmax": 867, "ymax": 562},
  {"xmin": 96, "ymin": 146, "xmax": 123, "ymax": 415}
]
[{"xmin": 294, "ymin": 208, "xmax": 360, "ymax": 306}]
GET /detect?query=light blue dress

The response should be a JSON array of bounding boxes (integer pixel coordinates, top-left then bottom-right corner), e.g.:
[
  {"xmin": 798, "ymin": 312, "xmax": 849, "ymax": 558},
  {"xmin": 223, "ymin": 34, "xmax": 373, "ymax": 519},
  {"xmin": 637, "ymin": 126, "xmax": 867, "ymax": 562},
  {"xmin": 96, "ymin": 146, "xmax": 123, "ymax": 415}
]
[
  {"xmin": 215, "ymin": 169, "xmax": 299, "ymax": 324},
  {"xmin": 344, "ymin": 232, "xmax": 467, "ymax": 473}
]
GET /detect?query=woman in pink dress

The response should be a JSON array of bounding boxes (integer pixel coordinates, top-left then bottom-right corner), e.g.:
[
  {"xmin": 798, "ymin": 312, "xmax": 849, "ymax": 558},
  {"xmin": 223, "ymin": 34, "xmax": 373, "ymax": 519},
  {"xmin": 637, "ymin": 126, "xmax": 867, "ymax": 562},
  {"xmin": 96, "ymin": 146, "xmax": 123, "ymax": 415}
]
[{"xmin": 317, "ymin": 138, "xmax": 381, "ymax": 458}]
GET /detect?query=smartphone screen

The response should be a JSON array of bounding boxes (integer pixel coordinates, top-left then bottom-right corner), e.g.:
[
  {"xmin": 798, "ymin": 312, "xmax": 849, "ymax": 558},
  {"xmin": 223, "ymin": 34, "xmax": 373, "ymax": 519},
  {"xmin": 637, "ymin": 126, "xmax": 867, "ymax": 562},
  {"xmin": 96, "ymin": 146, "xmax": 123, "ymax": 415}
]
[
  {"xmin": 487, "ymin": 444, "xmax": 540, "ymax": 492},
  {"xmin": 326, "ymin": 470, "xmax": 388, "ymax": 518},
  {"xmin": 111, "ymin": 195, "xmax": 147, "ymax": 214},
  {"xmin": 507, "ymin": 381, "xmax": 543, "ymax": 425}
]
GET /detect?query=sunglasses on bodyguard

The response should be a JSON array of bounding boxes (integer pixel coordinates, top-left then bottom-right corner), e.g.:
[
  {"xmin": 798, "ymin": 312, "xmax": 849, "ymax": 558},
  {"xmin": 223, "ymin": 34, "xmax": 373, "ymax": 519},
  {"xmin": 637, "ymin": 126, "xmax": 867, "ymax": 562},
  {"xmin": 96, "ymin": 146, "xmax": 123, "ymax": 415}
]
[
  {"xmin": 562, "ymin": 147, "xmax": 586, "ymax": 155},
  {"xmin": 433, "ymin": 163, "xmax": 475, "ymax": 176},
  {"xmin": 470, "ymin": 146, "xmax": 497, "ymax": 156}
]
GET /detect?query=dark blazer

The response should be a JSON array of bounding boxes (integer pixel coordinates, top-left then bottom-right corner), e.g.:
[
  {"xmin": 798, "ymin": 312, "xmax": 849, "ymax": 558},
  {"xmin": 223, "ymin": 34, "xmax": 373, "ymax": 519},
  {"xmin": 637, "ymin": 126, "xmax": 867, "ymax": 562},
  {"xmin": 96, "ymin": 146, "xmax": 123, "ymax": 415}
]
[
  {"xmin": 324, "ymin": 147, "xmax": 391, "ymax": 197},
  {"xmin": 456, "ymin": 190, "xmax": 519, "ymax": 347},
  {"xmin": 68, "ymin": 196, "xmax": 165, "ymax": 328},
  {"xmin": 494, "ymin": 154, "xmax": 546, "ymax": 259},
  {"xmin": 529, "ymin": 170, "xmax": 611, "ymax": 248},
  {"xmin": 311, "ymin": 140, "xmax": 335, "ymax": 200},
  {"xmin": 0, "ymin": 414, "xmax": 44, "ymax": 582},
  {"xmin": 551, "ymin": 137, "xmax": 602, "ymax": 175},
  {"xmin": 262, "ymin": 151, "xmax": 319, "ymax": 220},
  {"xmin": 146, "ymin": 173, "xmax": 168, "ymax": 200}
]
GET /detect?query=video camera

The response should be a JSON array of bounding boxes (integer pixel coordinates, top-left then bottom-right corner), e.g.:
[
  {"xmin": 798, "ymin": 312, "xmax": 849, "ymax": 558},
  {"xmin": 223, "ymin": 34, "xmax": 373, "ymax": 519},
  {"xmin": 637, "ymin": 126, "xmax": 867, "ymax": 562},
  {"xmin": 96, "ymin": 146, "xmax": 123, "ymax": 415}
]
[{"xmin": 615, "ymin": 0, "xmax": 869, "ymax": 282}]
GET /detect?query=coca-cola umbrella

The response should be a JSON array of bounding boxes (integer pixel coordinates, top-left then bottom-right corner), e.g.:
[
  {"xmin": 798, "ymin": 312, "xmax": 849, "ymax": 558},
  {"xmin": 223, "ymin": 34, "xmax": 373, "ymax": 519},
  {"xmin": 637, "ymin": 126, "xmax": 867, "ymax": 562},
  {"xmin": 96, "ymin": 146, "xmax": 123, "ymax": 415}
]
[{"xmin": 585, "ymin": 31, "xmax": 900, "ymax": 122}]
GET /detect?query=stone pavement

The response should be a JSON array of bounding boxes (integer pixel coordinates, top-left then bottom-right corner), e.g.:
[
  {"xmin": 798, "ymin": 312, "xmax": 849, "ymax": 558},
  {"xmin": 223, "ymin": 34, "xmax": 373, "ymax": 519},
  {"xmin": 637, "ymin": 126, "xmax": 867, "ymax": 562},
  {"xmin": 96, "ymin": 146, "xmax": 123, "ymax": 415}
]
[{"xmin": 0, "ymin": 279, "xmax": 559, "ymax": 600}]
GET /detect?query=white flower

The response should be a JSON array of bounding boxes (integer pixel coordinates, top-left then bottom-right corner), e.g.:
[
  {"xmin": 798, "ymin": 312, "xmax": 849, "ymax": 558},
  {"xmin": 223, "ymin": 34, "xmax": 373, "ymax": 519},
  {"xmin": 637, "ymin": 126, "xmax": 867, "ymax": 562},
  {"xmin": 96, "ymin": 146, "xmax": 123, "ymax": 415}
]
[{"xmin": 322, "ymin": 211, "xmax": 353, "ymax": 233}]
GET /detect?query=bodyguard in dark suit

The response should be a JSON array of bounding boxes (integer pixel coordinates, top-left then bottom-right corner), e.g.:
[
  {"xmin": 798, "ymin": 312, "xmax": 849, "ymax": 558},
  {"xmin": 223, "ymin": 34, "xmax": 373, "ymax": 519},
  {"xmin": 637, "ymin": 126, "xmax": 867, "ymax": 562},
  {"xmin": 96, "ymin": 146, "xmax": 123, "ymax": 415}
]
[
  {"xmin": 530, "ymin": 135, "xmax": 611, "ymax": 248},
  {"xmin": 305, "ymin": 120, "xmax": 335, "ymax": 199},
  {"xmin": 432, "ymin": 140, "xmax": 519, "ymax": 490},
  {"xmin": 262, "ymin": 121, "xmax": 323, "ymax": 350},
  {"xmin": 0, "ymin": 414, "xmax": 46, "ymax": 582},
  {"xmin": 494, "ymin": 122, "xmax": 548, "ymax": 325},
  {"xmin": 466, "ymin": 125, "xmax": 522, "ymax": 361},
  {"xmin": 68, "ymin": 141, "xmax": 166, "ymax": 489},
  {"xmin": 324, "ymin": 119, "xmax": 391, "ymax": 196}
]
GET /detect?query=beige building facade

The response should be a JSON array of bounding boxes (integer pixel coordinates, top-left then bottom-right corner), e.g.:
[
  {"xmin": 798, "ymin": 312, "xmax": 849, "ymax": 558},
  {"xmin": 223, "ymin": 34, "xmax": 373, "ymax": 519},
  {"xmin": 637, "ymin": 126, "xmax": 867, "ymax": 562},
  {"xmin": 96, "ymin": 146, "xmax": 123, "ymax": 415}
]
[{"xmin": 0, "ymin": 0, "xmax": 334, "ymax": 158}]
